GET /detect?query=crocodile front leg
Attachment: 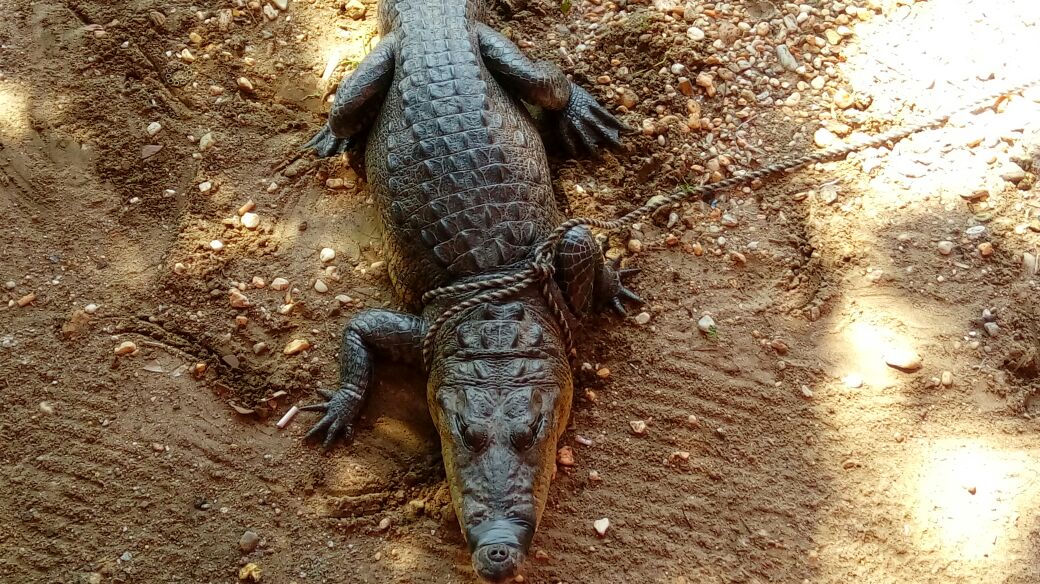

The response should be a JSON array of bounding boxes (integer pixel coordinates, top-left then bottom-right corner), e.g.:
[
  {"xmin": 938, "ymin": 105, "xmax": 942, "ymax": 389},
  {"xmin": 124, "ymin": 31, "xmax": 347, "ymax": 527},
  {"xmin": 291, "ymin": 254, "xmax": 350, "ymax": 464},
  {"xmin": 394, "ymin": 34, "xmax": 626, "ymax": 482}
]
[
  {"xmin": 475, "ymin": 24, "xmax": 625, "ymax": 157},
  {"xmin": 304, "ymin": 32, "xmax": 398, "ymax": 158},
  {"xmin": 554, "ymin": 226, "xmax": 642, "ymax": 317},
  {"xmin": 301, "ymin": 309, "xmax": 427, "ymax": 448}
]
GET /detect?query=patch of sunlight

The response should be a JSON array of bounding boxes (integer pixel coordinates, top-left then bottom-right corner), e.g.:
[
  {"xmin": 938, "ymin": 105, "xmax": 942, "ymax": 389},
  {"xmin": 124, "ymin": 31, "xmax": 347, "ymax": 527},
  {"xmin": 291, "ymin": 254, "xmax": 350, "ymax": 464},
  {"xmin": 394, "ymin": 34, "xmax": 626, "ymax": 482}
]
[
  {"xmin": 0, "ymin": 81, "xmax": 29, "ymax": 139},
  {"xmin": 841, "ymin": 0, "xmax": 1039, "ymax": 111},
  {"xmin": 839, "ymin": 319, "xmax": 914, "ymax": 390},
  {"xmin": 837, "ymin": 0, "xmax": 1040, "ymax": 205},
  {"xmin": 909, "ymin": 438, "xmax": 1039, "ymax": 563}
]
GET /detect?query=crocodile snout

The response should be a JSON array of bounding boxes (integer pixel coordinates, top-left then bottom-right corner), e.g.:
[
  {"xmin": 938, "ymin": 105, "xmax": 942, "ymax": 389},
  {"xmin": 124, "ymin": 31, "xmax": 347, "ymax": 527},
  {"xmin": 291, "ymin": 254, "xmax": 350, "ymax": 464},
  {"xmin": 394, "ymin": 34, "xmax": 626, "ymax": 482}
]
[
  {"xmin": 466, "ymin": 517, "xmax": 532, "ymax": 582},
  {"xmin": 472, "ymin": 542, "xmax": 523, "ymax": 582}
]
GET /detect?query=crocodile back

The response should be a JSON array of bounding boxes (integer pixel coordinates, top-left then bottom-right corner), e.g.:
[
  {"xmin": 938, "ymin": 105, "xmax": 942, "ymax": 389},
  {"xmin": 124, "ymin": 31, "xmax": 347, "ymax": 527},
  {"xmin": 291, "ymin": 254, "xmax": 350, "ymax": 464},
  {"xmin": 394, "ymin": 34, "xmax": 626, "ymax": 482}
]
[{"xmin": 365, "ymin": 0, "xmax": 561, "ymax": 308}]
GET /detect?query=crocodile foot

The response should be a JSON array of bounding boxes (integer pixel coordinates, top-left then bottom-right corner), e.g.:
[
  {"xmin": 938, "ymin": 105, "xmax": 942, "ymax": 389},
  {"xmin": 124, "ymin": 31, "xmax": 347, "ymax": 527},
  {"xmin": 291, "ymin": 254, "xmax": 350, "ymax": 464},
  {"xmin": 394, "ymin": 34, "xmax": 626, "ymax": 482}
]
[
  {"xmin": 556, "ymin": 85, "xmax": 627, "ymax": 157},
  {"xmin": 303, "ymin": 123, "xmax": 355, "ymax": 158},
  {"xmin": 300, "ymin": 385, "xmax": 364, "ymax": 449},
  {"xmin": 606, "ymin": 256, "xmax": 643, "ymax": 316}
]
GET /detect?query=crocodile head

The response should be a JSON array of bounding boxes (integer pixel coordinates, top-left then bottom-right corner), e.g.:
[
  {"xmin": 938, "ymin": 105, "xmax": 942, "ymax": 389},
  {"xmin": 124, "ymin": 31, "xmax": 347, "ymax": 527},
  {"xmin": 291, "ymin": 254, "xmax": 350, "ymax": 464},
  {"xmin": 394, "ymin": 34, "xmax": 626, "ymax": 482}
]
[
  {"xmin": 429, "ymin": 301, "xmax": 572, "ymax": 582},
  {"xmin": 377, "ymin": 0, "xmax": 488, "ymax": 34}
]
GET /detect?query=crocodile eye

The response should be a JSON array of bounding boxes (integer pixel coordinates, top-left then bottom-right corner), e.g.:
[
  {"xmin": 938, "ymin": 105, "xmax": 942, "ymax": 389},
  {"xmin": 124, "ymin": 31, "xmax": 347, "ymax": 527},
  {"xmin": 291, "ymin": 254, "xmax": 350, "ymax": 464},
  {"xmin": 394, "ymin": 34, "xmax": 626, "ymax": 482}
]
[
  {"xmin": 454, "ymin": 415, "xmax": 488, "ymax": 451},
  {"xmin": 511, "ymin": 415, "xmax": 544, "ymax": 451}
]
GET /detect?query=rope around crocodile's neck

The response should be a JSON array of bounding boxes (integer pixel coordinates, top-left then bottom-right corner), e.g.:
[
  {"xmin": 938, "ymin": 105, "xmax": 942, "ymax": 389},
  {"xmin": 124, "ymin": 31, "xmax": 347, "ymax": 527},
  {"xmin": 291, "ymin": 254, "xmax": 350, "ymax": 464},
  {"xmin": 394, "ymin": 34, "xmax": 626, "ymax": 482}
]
[{"xmin": 419, "ymin": 77, "xmax": 1040, "ymax": 368}]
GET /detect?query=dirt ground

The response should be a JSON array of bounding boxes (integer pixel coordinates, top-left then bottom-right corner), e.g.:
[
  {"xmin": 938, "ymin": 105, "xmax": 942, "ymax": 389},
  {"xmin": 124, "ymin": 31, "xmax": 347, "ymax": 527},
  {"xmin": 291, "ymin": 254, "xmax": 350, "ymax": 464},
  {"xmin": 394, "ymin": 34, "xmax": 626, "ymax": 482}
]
[{"xmin": 3, "ymin": 0, "xmax": 1040, "ymax": 582}]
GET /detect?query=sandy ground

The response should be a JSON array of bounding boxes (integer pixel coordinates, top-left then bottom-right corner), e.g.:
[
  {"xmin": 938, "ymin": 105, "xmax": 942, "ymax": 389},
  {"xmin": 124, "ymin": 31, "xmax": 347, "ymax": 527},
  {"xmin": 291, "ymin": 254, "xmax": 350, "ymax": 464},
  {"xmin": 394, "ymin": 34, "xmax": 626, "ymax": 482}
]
[{"xmin": 2, "ymin": 0, "xmax": 1040, "ymax": 582}]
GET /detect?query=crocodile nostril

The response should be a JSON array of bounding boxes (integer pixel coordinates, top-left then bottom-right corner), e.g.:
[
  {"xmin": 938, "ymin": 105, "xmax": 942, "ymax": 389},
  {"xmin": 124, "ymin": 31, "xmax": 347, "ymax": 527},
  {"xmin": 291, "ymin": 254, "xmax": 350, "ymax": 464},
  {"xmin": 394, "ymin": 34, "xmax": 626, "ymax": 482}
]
[{"xmin": 486, "ymin": 544, "xmax": 509, "ymax": 563}]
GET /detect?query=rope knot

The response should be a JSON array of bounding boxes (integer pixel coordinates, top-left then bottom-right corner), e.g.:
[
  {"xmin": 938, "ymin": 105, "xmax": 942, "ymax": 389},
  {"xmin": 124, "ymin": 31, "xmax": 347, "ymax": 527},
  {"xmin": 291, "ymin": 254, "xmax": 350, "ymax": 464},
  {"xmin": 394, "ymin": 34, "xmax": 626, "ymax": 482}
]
[{"xmin": 530, "ymin": 261, "xmax": 555, "ymax": 281}]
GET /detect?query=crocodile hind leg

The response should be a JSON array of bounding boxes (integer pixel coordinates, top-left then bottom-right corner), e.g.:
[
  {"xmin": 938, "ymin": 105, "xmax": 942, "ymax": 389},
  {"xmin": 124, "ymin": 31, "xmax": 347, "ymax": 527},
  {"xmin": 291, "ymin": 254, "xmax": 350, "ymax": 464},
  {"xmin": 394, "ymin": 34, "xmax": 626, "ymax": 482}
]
[
  {"xmin": 304, "ymin": 32, "xmax": 398, "ymax": 158},
  {"xmin": 300, "ymin": 309, "xmax": 427, "ymax": 448},
  {"xmin": 553, "ymin": 226, "xmax": 642, "ymax": 317},
  {"xmin": 475, "ymin": 24, "xmax": 626, "ymax": 157}
]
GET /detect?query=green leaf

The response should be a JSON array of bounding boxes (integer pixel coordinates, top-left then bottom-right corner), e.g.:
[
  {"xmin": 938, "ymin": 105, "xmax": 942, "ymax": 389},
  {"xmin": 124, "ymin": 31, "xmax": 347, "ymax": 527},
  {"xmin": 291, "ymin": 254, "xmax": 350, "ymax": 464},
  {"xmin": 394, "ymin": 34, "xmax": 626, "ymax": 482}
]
[{"xmin": 561, "ymin": 0, "xmax": 572, "ymax": 14}]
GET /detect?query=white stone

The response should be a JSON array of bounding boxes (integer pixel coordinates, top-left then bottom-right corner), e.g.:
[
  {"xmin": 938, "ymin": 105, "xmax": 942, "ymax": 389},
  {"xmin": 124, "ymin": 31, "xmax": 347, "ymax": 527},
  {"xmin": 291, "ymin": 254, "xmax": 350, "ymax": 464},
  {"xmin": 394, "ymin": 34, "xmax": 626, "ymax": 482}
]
[
  {"xmin": 198, "ymin": 132, "xmax": 215, "ymax": 151},
  {"xmin": 314, "ymin": 279, "xmax": 329, "ymax": 293},
  {"xmin": 270, "ymin": 277, "xmax": 290, "ymax": 291},
  {"xmin": 209, "ymin": 239, "xmax": 224, "ymax": 251},
  {"xmin": 198, "ymin": 181, "xmax": 213, "ymax": 193},
  {"xmin": 146, "ymin": 122, "xmax": 162, "ymax": 136},
  {"xmin": 319, "ymin": 247, "xmax": 336, "ymax": 263},
  {"xmin": 633, "ymin": 312, "xmax": 651, "ymax": 325},
  {"xmin": 84, "ymin": 303, "xmax": 98, "ymax": 314},
  {"xmin": 698, "ymin": 315, "xmax": 716, "ymax": 333},
  {"xmin": 593, "ymin": 518, "xmax": 610, "ymax": 537},
  {"xmin": 241, "ymin": 212, "xmax": 260, "ymax": 229}
]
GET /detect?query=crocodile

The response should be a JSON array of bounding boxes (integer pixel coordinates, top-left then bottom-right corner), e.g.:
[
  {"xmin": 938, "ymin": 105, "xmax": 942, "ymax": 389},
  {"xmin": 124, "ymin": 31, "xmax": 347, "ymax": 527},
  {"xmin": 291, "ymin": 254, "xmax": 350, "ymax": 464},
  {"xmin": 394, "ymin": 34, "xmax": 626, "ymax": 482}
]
[{"xmin": 301, "ymin": 0, "xmax": 636, "ymax": 580}]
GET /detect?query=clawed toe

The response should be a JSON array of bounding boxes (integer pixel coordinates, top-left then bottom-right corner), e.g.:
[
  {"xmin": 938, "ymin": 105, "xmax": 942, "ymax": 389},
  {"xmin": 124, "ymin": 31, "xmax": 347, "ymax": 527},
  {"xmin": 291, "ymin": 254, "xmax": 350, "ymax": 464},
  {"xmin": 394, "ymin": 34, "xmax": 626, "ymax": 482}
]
[
  {"xmin": 611, "ymin": 298, "xmax": 627, "ymax": 316},
  {"xmin": 556, "ymin": 85, "xmax": 626, "ymax": 158},
  {"xmin": 300, "ymin": 388, "xmax": 362, "ymax": 450},
  {"xmin": 303, "ymin": 124, "xmax": 355, "ymax": 158},
  {"xmin": 618, "ymin": 287, "xmax": 643, "ymax": 304}
]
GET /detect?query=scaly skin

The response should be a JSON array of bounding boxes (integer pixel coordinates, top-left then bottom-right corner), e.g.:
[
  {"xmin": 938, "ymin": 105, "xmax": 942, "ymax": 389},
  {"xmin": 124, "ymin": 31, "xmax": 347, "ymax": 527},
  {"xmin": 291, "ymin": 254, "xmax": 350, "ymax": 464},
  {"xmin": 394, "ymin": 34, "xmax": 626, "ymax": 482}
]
[{"xmin": 302, "ymin": 0, "xmax": 636, "ymax": 580}]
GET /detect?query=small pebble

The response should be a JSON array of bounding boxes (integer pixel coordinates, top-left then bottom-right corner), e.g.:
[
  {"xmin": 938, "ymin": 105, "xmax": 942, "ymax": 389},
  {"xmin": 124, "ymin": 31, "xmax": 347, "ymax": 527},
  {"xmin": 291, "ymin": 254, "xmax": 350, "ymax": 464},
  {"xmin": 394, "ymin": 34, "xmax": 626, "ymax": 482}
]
[
  {"xmin": 697, "ymin": 315, "xmax": 716, "ymax": 333},
  {"xmin": 983, "ymin": 322, "xmax": 1000, "ymax": 337},
  {"xmin": 209, "ymin": 240, "xmax": 224, "ymax": 251},
  {"xmin": 39, "ymin": 401, "xmax": 55, "ymax": 415},
  {"xmin": 885, "ymin": 350, "xmax": 922, "ymax": 372},
  {"xmin": 557, "ymin": 446, "xmax": 575, "ymax": 466},
  {"xmin": 844, "ymin": 374, "xmax": 863, "ymax": 388},
  {"xmin": 633, "ymin": 312, "xmax": 651, "ymax": 325},
  {"xmin": 114, "ymin": 341, "xmax": 138, "ymax": 356},
  {"xmin": 320, "ymin": 247, "xmax": 336, "ymax": 263},
  {"xmin": 314, "ymin": 279, "xmax": 329, "ymax": 293},
  {"xmin": 229, "ymin": 289, "xmax": 251, "ymax": 308},
  {"xmin": 627, "ymin": 239, "xmax": 643, "ymax": 253},
  {"xmin": 800, "ymin": 385, "xmax": 814, "ymax": 398},
  {"xmin": 252, "ymin": 342, "xmax": 268, "ymax": 355},
  {"xmin": 241, "ymin": 212, "xmax": 260, "ymax": 229},
  {"xmin": 1024, "ymin": 252, "xmax": 1038, "ymax": 276},
  {"xmin": 978, "ymin": 242, "xmax": 994, "ymax": 257},
  {"xmin": 270, "ymin": 278, "xmax": 290, "ymax": 291},
  {"xmin": 198, "ymin": 132, "xmax": 215, "ymax": 151},
  {"xmin": 239, "ymin": 530, "xmax": 260, "ymax": 553},
  {"xmin": 344, "ymin": 0, "xmax": 366, "ymax": 18},
  {"xmin": 237, "ymin": 77, "xmax": 255, "ymax": 92},
  {"xmin": 814, "ymin": 128, "xmax": 837, "ymax": 148},
  {"xmin": 686, "ymin": 26, "xmax": 705, "ymax": 41},
  {"xmin": 629, "ymin": 420, "xmax": 648, "ymax": 435},
  {"xmin": 937, "ymin": 241, "xmax": 954, "ymax": 255},
  {"xmin": 965, "ymin": 225, "xmax": 987, "ymax": 239},
  {"xmin": 775, "ymin": 45, "xmax": 798, "ymax": 71},
  {"xmin": 146, "ymin": 121, "xmax": 162, "ymax": 136},
  {"xmin": 16, "ymin": 293, "xmax": 35, "ymax": 307},
  {"xmin": 593, "ymin": 518, "xmax": 610, "ymax": 537},
  {"xmin": 84, "ymin": 303, "xmax": 98, "ymax": 314},
  {"xmin": 198, "ymin": 181, "xmax": 213, "ymax": 193},
  {"xmin": 832, "ymin": 89, "xmax": 855, "ymax": 109},
  {"xmin": 940, "ymin": 371, "xmax": 953, "ymax": 387},
  {"xmin": 283, "ymin": 339, "xmax": 312, "ymax": 355}
]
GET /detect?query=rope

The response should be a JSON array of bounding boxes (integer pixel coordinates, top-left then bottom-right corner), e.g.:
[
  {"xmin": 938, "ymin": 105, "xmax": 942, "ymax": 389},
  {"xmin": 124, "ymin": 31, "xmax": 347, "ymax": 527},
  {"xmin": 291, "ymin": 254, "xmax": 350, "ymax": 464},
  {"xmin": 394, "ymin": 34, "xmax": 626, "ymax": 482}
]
[{"xmin": 419, "ymin": 77, "xmax": 1040, "ymax": 367}]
